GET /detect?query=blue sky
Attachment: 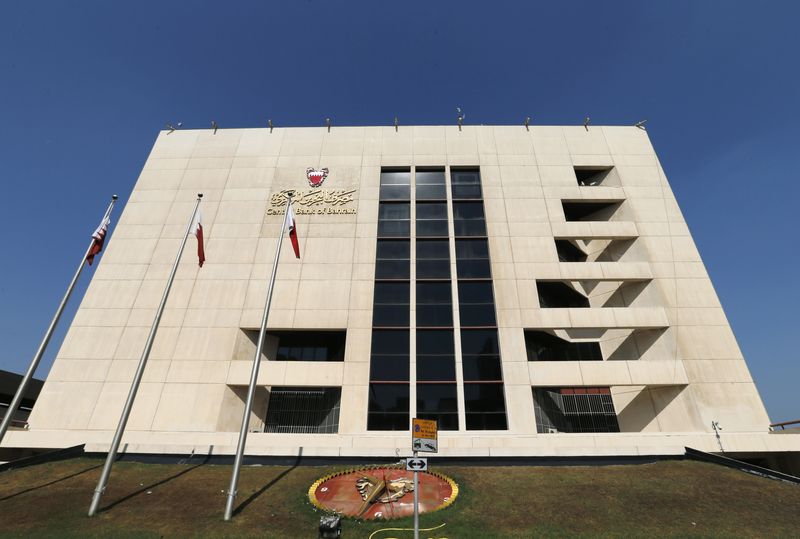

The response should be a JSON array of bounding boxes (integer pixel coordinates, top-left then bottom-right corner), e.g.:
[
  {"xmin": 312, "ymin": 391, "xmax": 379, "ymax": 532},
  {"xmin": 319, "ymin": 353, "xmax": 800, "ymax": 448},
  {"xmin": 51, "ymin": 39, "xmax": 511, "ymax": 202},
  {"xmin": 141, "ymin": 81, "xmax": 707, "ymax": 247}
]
[{"xmin": 1, "ymin": 2, "xmax": 798, "ymax": 421}]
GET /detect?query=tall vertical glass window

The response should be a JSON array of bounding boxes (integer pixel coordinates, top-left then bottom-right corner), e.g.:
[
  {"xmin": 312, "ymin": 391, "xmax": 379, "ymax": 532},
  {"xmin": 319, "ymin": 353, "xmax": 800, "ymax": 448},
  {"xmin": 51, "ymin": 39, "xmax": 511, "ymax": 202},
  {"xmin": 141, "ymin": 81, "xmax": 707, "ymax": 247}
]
[{"xmin": 452, "ymin": 169, "xmax": 508, "ymax": 430}]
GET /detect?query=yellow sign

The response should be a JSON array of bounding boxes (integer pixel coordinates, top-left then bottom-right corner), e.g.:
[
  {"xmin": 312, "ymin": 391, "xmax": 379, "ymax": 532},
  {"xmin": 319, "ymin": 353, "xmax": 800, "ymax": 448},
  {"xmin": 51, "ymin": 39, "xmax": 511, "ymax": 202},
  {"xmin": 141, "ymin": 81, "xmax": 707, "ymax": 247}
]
[{"xmin": 413, "ymin": 418, "xmax": 437, "ymax": 440}]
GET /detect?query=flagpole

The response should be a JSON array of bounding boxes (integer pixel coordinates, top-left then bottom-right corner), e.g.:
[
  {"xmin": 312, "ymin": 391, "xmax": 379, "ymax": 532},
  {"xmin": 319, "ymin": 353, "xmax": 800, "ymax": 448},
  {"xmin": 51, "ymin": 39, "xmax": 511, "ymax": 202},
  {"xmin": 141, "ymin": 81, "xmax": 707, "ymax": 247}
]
[
  {"xmin": 0, "ymin": 195, "xmax": 118, "ymax": 446},
  {"xmin": 88, "ymin": 193, "xmax": 203, "ymax": 517},
  {"xmin": 224, "ymin": 192, "xmax": 293, "ymax": 521}
]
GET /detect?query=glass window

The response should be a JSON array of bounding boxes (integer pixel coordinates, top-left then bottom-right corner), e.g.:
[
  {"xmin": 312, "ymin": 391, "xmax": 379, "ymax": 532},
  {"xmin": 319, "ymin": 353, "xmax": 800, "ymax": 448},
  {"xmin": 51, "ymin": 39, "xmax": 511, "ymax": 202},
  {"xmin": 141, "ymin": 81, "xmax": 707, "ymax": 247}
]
[
  {"xmin": 376, "ymin": 239, "xmax": 409, "ymax": 279},
  {"xmin": 417, "ymin": 356, "xmax": 456, "ymax": 381},
  {"xmin": 451, "ymin": 169, "xmax": 482, "ymax": 199},
  {"xmin": 417, "ymin": 282, "xmax": 452, "ymax": 327},
  {"xmin": 379, "ymin": 203, "xmax": 410, "ymax": 220},
  {"xmin": 459, "ymin": 304, "xmax": 496, "ymax": 327},
  {"xmin": 453, "ymin": 202, "xmax": 485, "ymax": 220},
  {"xmin": 460, "ymin": 329, "xmax": 500, "ymax": 356},
  {"xmin": 378, "ymin": 202, "xmax": 410, "ymax": 238},
  {"xmin": 462, "ymin": 355, "xmax": 502, "ymax": 381},
  {"xmin": 455, "ymin": 238, "xmax": 489, "ymax": 259},
  {"xmin": 381, "ymin": 171, "xmax": 411, "ymax": 185},
  {"xmin": 458, "ymin": 281, "xmax": 494, "ymax": 303},
  {"xmin": 373, "ymin": 282, "xmax": 409, "ymax": 327},
  {"xmin": 417, "ymin": 282, "xmax": 452, "ymax": 304},
  {"xmin": 417, "ymin": 203, "xmax": 447, "ymax": 220},
  {"xmin": 416, "ymin": 184, "xmax": 447, "ymax": 200},
  {"xmin": 464, "ymin": 383, "xmax": 507, "ymax": 430},
  {"xmin": 370, "ymin": 355, "xmax": 410, "ymax": 381},
  {"xmin": 417, "ymin": 329, "xmax": 455, "ymax": 355},
  {"xmin": 374, "ymin": 281, "xmax": 409, "ymax": 304},
  {"xmin": 367, "ymin": 383, "xmax": 409, "ymax": 431},
  {"xmin": 417, "ymin": 240, "xmax": 449, "ymax": 260},
  {"xmin": 272, "ymin": 331, "xmax": 346, "ymax": 361},
  {"xmin": 377, "ymin": 240, "xmax": 410, "ymax": 259},
  {"xmin": 370, "ymin": 329, "xmax": 409, "ymax": 355},
  {"xmin": 417, "ymin": 383, "xmax": 459, "ymax": 430},
  {"xmin": 417, "ymin": 384, "xmax": 458, "ymax": 430},
  {"xmin": 380, "ymin": 170, "xmax": 411, "ymax": 201},
  {"xmin": 376, "ymin": 260, "xmax": 410, "ymax": 279}
]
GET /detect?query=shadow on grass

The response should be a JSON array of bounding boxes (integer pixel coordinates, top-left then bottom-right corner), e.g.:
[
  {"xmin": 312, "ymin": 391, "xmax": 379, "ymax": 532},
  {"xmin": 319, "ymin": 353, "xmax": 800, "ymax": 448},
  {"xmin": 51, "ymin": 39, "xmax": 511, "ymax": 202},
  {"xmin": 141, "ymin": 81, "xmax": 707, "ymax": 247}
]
[
  {"xmin": 0, "ymin": 463, "xmax": 104, "ymax": 502},
  {"xmin": 98, "ymin": 446, "xmax": 215, "ymax": 514},
  {"xmin": 232, "ymin": 448, "xmax": 303, "ymax": 517}
]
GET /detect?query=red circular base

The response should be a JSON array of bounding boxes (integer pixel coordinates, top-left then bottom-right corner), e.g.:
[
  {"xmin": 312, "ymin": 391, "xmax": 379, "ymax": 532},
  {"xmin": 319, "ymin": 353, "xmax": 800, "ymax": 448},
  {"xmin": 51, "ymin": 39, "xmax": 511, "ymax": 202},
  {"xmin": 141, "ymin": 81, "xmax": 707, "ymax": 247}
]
[{"xmin": 309, "ymin": 467, "xmax": 457, "ymax": 520}]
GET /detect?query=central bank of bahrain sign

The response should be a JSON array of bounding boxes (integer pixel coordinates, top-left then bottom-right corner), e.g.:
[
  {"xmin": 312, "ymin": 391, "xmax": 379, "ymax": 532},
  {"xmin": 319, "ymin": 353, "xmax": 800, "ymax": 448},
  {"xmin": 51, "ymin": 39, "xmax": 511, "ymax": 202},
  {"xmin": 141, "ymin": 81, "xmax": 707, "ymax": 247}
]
[{"xmin": 266, "ymin": 167, "xmax": 357, "ymax": 216}]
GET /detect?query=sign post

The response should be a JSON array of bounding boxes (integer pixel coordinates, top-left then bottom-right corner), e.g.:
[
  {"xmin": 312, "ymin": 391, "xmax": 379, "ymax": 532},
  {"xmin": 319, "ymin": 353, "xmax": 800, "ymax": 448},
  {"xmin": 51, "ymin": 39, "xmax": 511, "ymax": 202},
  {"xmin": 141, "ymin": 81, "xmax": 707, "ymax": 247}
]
[{"xmin": 411, "ymin": 418, "xmax": 437, "ymax": 539}]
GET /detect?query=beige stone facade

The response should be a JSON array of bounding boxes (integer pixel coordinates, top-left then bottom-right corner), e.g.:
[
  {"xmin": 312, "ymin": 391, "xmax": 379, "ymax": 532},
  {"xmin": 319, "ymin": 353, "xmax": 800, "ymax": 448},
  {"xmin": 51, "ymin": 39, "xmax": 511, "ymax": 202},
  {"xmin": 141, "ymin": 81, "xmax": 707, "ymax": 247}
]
[{"xmin": 7, "ymin": 125, "xmax": 799, "ymax": 459}]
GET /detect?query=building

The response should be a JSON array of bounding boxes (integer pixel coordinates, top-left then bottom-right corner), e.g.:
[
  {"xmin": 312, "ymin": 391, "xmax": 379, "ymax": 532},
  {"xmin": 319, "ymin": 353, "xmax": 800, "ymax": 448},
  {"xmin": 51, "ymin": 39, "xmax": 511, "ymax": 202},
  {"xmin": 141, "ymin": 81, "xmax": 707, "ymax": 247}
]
[
  {"xmin": 1, "ymin": 370, "xmax": 43, "ymax": 430},
  {"xmin": 6, "ymin": 124, "xmax": 799, "ymax": 463}
]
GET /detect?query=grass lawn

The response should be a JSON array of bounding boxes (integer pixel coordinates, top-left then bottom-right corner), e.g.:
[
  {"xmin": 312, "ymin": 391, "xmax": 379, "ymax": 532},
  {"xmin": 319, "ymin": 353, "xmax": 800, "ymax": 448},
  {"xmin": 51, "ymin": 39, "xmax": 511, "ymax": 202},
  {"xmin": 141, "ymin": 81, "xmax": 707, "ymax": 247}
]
[{"xmin": 1, "ymin": 457, "xmax": 798, "ymax": 538}]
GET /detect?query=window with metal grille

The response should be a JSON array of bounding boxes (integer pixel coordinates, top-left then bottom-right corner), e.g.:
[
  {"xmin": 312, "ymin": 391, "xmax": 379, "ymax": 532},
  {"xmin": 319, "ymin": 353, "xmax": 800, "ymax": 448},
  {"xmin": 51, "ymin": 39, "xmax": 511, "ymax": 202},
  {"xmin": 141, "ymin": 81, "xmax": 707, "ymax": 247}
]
[
  {"xmin": 532, "ymin": 387, "xmax": 619, "ymax": 433},
  {"xmin": 264, "ymin": 387, "xmax": 341, "ymax": 434}
]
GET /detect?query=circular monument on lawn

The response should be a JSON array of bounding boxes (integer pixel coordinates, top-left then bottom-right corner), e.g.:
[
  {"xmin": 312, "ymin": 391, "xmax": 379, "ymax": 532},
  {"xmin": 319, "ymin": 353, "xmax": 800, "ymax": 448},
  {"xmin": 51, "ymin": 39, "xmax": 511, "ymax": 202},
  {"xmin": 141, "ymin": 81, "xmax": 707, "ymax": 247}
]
[{"xmin": 308, "ymin": 466, "xmax": 458, "ymax": 520}]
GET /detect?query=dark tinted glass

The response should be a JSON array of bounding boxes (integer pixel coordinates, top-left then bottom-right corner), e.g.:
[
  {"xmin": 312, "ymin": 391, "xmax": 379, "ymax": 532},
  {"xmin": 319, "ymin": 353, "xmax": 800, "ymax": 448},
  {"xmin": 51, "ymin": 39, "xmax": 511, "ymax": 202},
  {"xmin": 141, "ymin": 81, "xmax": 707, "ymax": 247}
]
[
  {"xmin": 367, "ymin": 383, "xmax": 409, "ymax": 431},
  {"xmin": 368, "ymin": 384, "xmax": 409, "ymax": 412},
  {"xmin": 417, "ymin": 203, "xmax": 447, "ymax": 220},
  {"xmin": 417, "ymin": 220, "xmax": 449, "ymax": 237},
  {"xmin": 417, "ymin": 305, "xmax": 453, "ymax": 327},
  {"xmin": 416, "ymin": 282, "xmax": 452, "ymax": 304},
  {"xmin": 462, "ymin": 355, "xmax": 503, "ymax": 381},
  {"xmin": 379, "ymin": 203, "xmax": 410, "ymax": 220},
  {"xmin": 370, "ymin": 329, "xmax": 409, "ymax": 355},
  {"xmin": 376, "ymin": 240, "xmax": 410, "ymax": 259},
  {"xmin": 380, "ymin": 171, "xmax": 411, "ymax": 185},
  {"xmin": 451, "ymin": 184, "xmax": 483, "ymax": 199},
  {"xmin": 373, "ymin": 305, "xmax": 409, "ymax": 327},
  {"xmin": 379, "ymin": 185, "xmax": 411, "ymax": 201},
  {"xmin": 453, "ymin": 220, "xmax": 487, "ymax": 237},
  {"xmin": 416, "ymin": 184, "xmax": 447, "ymax": 200},
  {"xmin": 455, "ymin": 239, "xmax": 489, "ymax": 259},
  {"xmin": 464, "ymin": 383, "xmax": 506, "ymax": 412},
  {"xmin": 417, "ymin": 330, "xmax": 455, "ymax": 354},
  {"xmin": 416, "ymin": 170, "xmax": 445, "ymax": 184},
  {"xmin": 458, "ymin": 281, "xmax": 494, "ymax": 303},
  {"xmin": 417, "ymin": 357, "xmax": 456, "ymax": 381},
  {"xmin": 417, "ymin": 384, "xmax": 458, "ymax": 413},
  {"xmin": 459, "ymin": 304, "xmax": 496, "ymax": 327},
  {"xmin": 453, "ymin": 202, "xmax": 485, "ymax": 220},
  {"xmin": 374, "ymin": 282, "xmax": 409, "ymax": 304},
  {"xmin": 375, "ymin": 259, "xmax": 410, "ymax": 279},
  {"xmin": 272, "ymin": 331, "xmax": 346, "ymax": 362},
  {"xmin": 417, "ymin": 260, "xmax": 450, "ymax": 279},
  {"xmin": 460, "ymin": 329, "xmax": 499, "ymax": 356},
  {"xmin": 451, "ymin": 169, "xmax": 482, "ymax": 200},
  {"xmin": 451, "ymin": 170, "xmax": 480, "ymax": 184},
  {"xmin": 370, "ymin": 355, "xmax": 410, "ymax": 381},
  {"xmin": 417, "ymin": 240, "xmax": 450, "ymax": 259},
  {"xmin": 456, "ymin": 259, "xmax": 491, "ymax": 278},
  {"xmin": 378, "ymin": 220, "xmax": 410, "ymax": 237}
]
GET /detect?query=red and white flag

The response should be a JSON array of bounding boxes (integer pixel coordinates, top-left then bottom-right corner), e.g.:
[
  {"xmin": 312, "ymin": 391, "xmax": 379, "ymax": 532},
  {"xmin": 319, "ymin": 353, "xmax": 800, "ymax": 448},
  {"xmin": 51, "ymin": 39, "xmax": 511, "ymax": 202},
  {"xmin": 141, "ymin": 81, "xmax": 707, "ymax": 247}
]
[
  {"xmin": 86, "ymin": 215, "xmax": 110, "ymax": 265},
  {"xmin": 287, "ymin": 201, "xmax": 300, "ymax": 258},
  {"xmin": 192, "ymin": 210, "xmax": 205, "ymax": 267}
]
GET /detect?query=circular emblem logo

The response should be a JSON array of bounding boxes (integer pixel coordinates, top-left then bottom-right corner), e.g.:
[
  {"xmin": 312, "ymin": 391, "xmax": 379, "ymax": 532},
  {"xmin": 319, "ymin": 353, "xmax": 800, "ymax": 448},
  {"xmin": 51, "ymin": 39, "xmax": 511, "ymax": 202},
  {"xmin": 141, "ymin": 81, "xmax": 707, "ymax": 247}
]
[
  {"xmin": 306, "ymin": 167, "xmax": 329, "ymax": 188},
  {"xmin": 308, "ymin": 465, "xmax": 458, "ymax": 520}
]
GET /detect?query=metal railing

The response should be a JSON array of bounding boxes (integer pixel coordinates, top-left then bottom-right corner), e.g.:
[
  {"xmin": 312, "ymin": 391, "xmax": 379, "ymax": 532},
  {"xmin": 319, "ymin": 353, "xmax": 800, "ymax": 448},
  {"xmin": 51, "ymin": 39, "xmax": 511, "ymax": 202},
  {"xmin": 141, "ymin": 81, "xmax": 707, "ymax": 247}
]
[{"xmin": 770, "ymin": 419, "xmax": 800, "ymax": 431}]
